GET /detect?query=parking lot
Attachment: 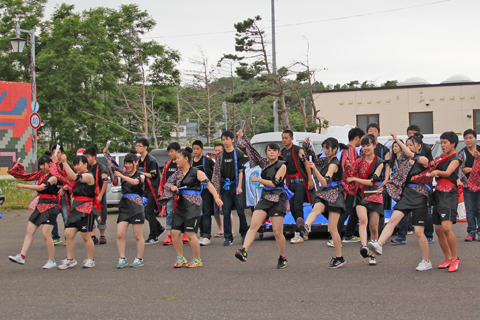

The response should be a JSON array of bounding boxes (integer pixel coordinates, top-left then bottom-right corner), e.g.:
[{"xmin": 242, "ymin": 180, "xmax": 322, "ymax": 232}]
[{"xmin": 1, "ymin": 210, "xmax": 479, "ymax": 319}]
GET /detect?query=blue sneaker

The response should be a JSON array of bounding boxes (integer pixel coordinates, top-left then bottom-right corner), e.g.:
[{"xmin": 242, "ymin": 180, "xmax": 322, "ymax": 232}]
[
  {"xmin": 130, "ymin": 258, "xmax": 144, "ymax": 268},
  {"xmin": 390, "ymin": 237, "xmax": 407, "ymax": 244},
  {"xmin": 223, "ymin": 240, "xmax": 233, "ymax": 246},
  {"xmin": 427, "ymin": 237, "xmax": 435, "ymax": 244},
  {"xmin": 117, "ymin": 258, "xmax": 128, "ymax": 269}
]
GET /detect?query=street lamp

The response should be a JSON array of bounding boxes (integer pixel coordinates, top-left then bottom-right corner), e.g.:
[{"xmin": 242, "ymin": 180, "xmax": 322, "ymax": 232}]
[{"xmin": 10, "ymin": 22, "xmax": 37, "ymax": 167}]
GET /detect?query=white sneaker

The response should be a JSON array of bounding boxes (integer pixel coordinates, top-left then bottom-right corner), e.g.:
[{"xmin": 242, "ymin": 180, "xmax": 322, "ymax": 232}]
[
  {"xmin": 369, "ymin": 255, "xmax": 377, "ymax": 266},
  {"xmin": 58, "ymin": 259, "xmax": 78, "ymax": 270},
  {"xmin": 416, "ymin": 259, "xmax": 432, "ymax": 271},
  {"xmin": 199, "ymin": 237, "xmax": 211, "ymax": 246},
  {"xmin": 327, "ymin": 240, "xmax": 334, "ymax": 247},
  {"xmin": 83, "ymin": 259, "xmax": 96, "ymax": 268},
  {"xmin": 8, "ymin": 254, "xmax": 25, "ymax": 265},
  {"xmin": 290, "ymin": 232, "xmax": 304, "ymax": 244},
  {"xmin": 42, "ymin": 259, "xmax": 57, "ymax": 269},
  {"xmin": 368, "ymin": 240, "xmax": 382, "ymax": 255}
]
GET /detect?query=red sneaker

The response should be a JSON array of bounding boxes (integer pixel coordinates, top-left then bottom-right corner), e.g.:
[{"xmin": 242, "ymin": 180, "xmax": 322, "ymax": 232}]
[
  {"xmin": 448, "ymin": 258, "xmax": 460, "ymax": 272},
  {"xmin": 437, "ymin": 259, "xmax": 451, "ymax": 269},
  {"xmin": 182, "ymin": 234, "xmax": 189, "ymax": 244},
  {"xmin": 163, "ymin": 235, "xmax": 173, "ymax": 246}
]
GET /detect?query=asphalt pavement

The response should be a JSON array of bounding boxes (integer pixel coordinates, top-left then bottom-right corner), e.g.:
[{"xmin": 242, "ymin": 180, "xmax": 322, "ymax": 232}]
[{"xmin": 1, "ymin": 210, "xmax": 479, "ymax": 319}]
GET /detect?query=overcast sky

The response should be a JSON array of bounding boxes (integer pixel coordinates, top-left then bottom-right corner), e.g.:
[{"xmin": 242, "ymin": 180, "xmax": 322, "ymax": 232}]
[{"xmin": 44, "ymin": 0, "xmax": 479, "ymax": 86}]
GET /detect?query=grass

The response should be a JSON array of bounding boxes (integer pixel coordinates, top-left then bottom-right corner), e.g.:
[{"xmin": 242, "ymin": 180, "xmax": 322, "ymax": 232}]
[{"xmin": 0, "ymin": 179, "xmax": 35, "ymax": 212}]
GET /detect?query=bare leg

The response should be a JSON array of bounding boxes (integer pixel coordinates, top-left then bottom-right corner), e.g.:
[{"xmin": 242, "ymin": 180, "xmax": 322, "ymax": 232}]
[
  {"xmin": 243, "ymin": 210, "xmax": 267, "ymax": 251},
  {"xmin": 328, "ymin": 212, "xmax": 342, "ymax": 258},
  {"xmin": 172, "ymin": 230, "xmax": 183, "ymax": 257},
  {"xmin": 132, "ymin": 223, "xmax": 145, "ymax": 259},
  {"xmin": 187, "ymin": 232, "xmax": 200, "ymax": 260},
  {"xmin": 305, "ymin": 203, "xmax": 326, "ymax": 227},
  {"xmin": 80, "ymin": 231, "xmax": 94, "ymax": 260},
  {"xmin": 65, "ymin": 228, "xmax": 77, "ymax": 259},
  {"xmin": 443, "ymin": 221, "xmax": 457, "ymax": 259},
  {"xmin": 42, "ymin": 224, "xmax": 55, "ymax": 260},
  {"xmin": 378, "ymin": 210, "xmax": 404, "ymax": 246},
  {"xmin": 435, "ymin": 225, "xmax": 451, "ymax": 260},
  {"xmin": 415, "ymin": 225, "xmax": 429, "ymax": 262},
  {"xmin": 356, "ymin": 206, "xmax": 369, "ymax": 246},
  {"xmin": 369, "ymin": 211, "xmax": 380, "ymax": 241},
  {"xmin": 271, "ymin": 216, "xmax": 285, "ymax": 256},
  {"xmin": 117, "ymin": 222, "xmax": 129, "ymax": 258},
  {"xmin": 20, "ymin": 222, "xmax": 40, "ymax": 256},
  {"xmin": 215, "ymin": 215, "xmax": 223, "ymax": 233}
]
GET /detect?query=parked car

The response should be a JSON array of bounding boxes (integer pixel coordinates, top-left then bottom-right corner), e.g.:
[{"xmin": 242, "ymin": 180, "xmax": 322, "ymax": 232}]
[
  {"xmin": 150, "ymin": 147, "xmax": 215, "ymax": 170},
  {"xmin": 96, "ymin": 153, "xmax": 126, "ymax": 207},
  {"xmin": 0, "ymin": 186, "xmax": 4, "ymax": 205},
  {"xmin": 250, "ymin": 132, "xmax": 328, "ymax": 157}
]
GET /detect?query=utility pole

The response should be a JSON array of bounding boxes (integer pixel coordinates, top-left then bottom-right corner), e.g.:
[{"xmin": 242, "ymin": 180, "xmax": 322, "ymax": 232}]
[{"xmin": 271, "ymin": 0, "xmax": 279, "ymax": 132}]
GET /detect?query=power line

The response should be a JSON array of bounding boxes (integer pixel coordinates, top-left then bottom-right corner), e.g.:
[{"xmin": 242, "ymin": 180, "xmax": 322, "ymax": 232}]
[{"xmin": 142, "ymin": 0, "xmax": 450, "ymax": 40}]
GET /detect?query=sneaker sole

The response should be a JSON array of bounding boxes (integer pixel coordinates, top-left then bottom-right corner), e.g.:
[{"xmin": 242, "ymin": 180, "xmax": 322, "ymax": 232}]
[
  {"xmin": 367, "ymin": 242, "xmax": 382, "ymax": 255},
  {"xmin": 328, "ymin": 261, "xmax": 346, "ymax": 269},
  {"xmin": 416, "ymin": 267, "xmax": 432, "ymax": 271},
  {"xmin": 58, "ymin": 261, "xmax": 78, "ymax": 269},
  {"xmin": 342, "ymin": 239, "xmax": 360, "ymax": 243},
  {"xmin": 235, "ymin": 251, "xmax": 247, "ymax": 262},
  {"xmin": 360, "ymin": 247, "xmax": 370, "ymax": 258},
  {"xmin": 369, "ymin": 261, "xmax": 377, "ymax": 266},
  {"xmin": 276, "ymin": 264, "xmax": 287, "ymax": 269},
  {"xmin": 200, "ymin": 242, "xmax": 211, "ymax": 246},
  {"xmin": 8, "ymin": 258, "xmax": 25, "ymax": 265},
  {"xmin": 186, "ymin": 264, "xmax": 203, "ymax": 268},
  {"xmin": 145, "ymin": 241, "xmax": 159, "ymax": 245},
  {"xmin": 83, "ymin": 265, "xmax": 95, "ymax": 268},
  {"xmin": 117, "ymin": 264, "xmax": 128, "ymax": 269},
  {"xmin": 130, "ymin": 264, "xmax": 144, "ymax": 268}
]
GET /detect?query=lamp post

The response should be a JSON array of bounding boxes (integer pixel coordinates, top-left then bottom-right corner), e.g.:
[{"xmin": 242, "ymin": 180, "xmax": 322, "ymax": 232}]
[{"xmin": 10, "ymin": 22, "xmax": 37, "ymax": 167}]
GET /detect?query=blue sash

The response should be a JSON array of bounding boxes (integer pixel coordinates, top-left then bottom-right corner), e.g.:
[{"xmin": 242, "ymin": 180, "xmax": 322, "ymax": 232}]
[
  {"xmin": 179, "ymin": 190, "xmax": 201, "ymax": 196},
  {"xmin": 123, "ymin": 193, "xmax": 148, "ymax": 206},
  {"xmin": 263, "ymin": 185, "xmax": 294, "ymax": 201},
  {"xmin": 325, "ymin": 181, "xmax": 342, "ymax": 188}
]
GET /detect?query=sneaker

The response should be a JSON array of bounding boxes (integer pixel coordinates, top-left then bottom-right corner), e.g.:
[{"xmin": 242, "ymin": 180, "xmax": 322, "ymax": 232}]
[
  {"xmin": 327, "ymin": 240, "xmax": 334, "ymax": 247},
  {"xmin": 174, "ymin": 256, "xmax": 188, "ymax": 268},
  {"xmin": 182, "ymin": 234, "xmax": 189, "ymax": 244},
  {"xmin": 290, "ymin": 232, "xmax": 304, "ymax": 244},
  {"xmin": 91, "ymin": 235, "xmax": 99, "ymax": 245},
  {"xmin": 342, "ymin": 236, "xmax": 361, "ymax": 243},
  {"xmin": 427, "ymin": 237, "xmax": 435, "ymax": 244},
  {"xmin": 53, "ymin": 238, "xmax": 63, "ymax": 245},
  {"xmin": 117, "ymin": 258, "xmax": 128, "ymax": 269},
  {"xmin": 303, "ymin": 234, "xmax": 309, "ymax": 241},
  {"xmin": 465, "ymin": 233, "xmax": 475, "ymax": 242},
  {"xmin": 416, "ymin": 259, "xmax": 432, "ymax": 271},
  {"xmin": 437, "ymin": 259, "xmax": 452, "ymax": 269},
  {"xmin": 296, "ymin": 218, "xmax": 309, "ymax": 236},
  {"xmin": 186, "ymin": 258, "xmax": 203, "ymax": 268},
  {"xmin": 407, "ymin": 230, "xmax": 414, "ymax": 235},
  {"xmin": 368, "ymin": 255, "xmax": 377, "ymax": 266},
  {"xmin": 42, "ymin": 259, "xmax": 57, "ymax": 269},
  {"xmin": 99, "ymin": 236, "xmax": 107, "ymax": 245},
  {"xmin": 328, "ymin": 257, "xmax": 346, "ymax": 269},
  {"xmin": 8, "ymin": 254, "xmax": 25, "ymax": 265},
  {"xmin": 368, "ymin": 240, "xmax": 382, "ymax": 255},
  {"xmin": 130, "ymin": 257, "xmax": 144, "ymax": 268},
  {"xmin": 58, "ymin": 259, "xmax": 78, "ymax": 270},
  {"xmin": 223, "ymin": 240, "xmax": 233, "ymax": 246},
  {"xmin": 199, "ymin": 237, "xmax": 211, "ymax": 246},
  {"xmin": 360, "ymin": 246, "xmax": 370, "ymax": 258},
  {"xmin": 390, "ymin": 236, "xmax": 407, "ymax": 244},
  {"xmin": 83, "ymin": 259, "xmax": 96, "ymax": 268},
  {"xmin": 448, "ymin": 258, "xmax": 460, "ymax": 272},
  {"xmin": 276, "ymin": 256, "xmax": 287, "ymax": 269},
  {"xmin": 235, "ymin": 248, "xmax": 248, "ymax": 262},
  {"xmin": 145, "ymin": 237, "xmax": 159, "ymax": 245},
  {"xmin": 163, "ymin": 235, "xmax": 173, "ymax": 246}
]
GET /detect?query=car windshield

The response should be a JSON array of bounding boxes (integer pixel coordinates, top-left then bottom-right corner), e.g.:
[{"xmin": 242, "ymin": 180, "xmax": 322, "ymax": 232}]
[
  {"xmin": 252, "ymin": 141, "xmax": 323, "ymax": 158},
  {"xmin": 431, "ymin": 140, "xmax": 480, "ymax": 159}
]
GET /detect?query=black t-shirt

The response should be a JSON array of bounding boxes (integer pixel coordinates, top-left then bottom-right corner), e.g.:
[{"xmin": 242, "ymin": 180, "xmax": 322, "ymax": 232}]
[
  {"xmin": 165, "ymin": 161, "xmax": 178, "ymax": 180},
  {"xmin": 420, "ymin": 143, "xmax": 433, "ymax": 162},
  {"xmin": 437, "ymin": 155, "xmax": 462, "ymax": 184},
  {"xmin": 374, "ymin": 143, "xmax": 389, "ymax": 160},
  {"xmin": 281, "ymin": 145, "xmax": 305, "ymax": 175},
  {"xmin": 192, "ymin": 155, "xmax": 215, "ymax": 179},
  {"xmin": 221, "ymin": 149, "xmax": 246, "ymax": 194},
  {"xmin": 139, "ymin": 153, "xmax": 160, "ymax": 191},
  {"xmin": 461, "ymin": 146, "xmax": 480, "ymax": 178},
  {"xmin": 91, "ymin": 162, "xmax": 108, "ymax": 191}
]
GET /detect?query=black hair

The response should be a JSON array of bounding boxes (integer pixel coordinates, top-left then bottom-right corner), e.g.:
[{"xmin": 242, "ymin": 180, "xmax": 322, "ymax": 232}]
[
  {"xmin": 167, "ymin": 142, "xmax": 181, "ymax": 152},
  {"xmin": 264, "ymin": 143, "xmax": 280, "ymax": 153},
  {"xmin": 282, "ymin": 130, "xmax": 294, "ymax": 138},
  {"xmin": 214, "ymin": 143, "xmax": 224, "ymax": 150},
  {"xmin": 124, "ymin": 151, "xmax": 138, "ymax": 164},
  {"xmin": 366, "ymin": 123, "xmax": 380, "ymax": 133},
  {"xmin": 136, "ymin": 138, "xmax": 149, "ymax": 148},
  {"xmin": 221, "ymin": 131, "xmax": 234, "ymax": 140},
  {"xmin": 73, "ymin": 155, "xmax": 88, "ymax": 165},
  {"xmin": 407, "ymin": 124, "xmax": 421, "ymax": 133},
  {"xmin": 361, "ymin": 134, "xmax": 376, "ymax": 147},
  {"xmin": 44, "ymin": 150, "xmax": 52, "ymax": 157},
  {"xmin": 83, "ymin": 147, "xmax": 97, "ymax": 158},
  {"xmin": 178, "ymin": 150, "xmax": 192, "ymax": 162},
  {"xmin": 192, "ymin": 140, "xmax": 204, "ymax": 149},
  {"xmin": 440, "ymin": 131, "xmax": 459, "ymax": 147},
  {"xmin": 38, "ymin": 155, "xmax": 52, "ymax": 168},
  {"xmin": 348, "ymin": 127, "xmax": 365, "ymax": 142},
  {"xmin": 463, "ymin": 129, "xmax": 477, "ymax": 138},
  {"xmin": 322, "ymin": 137, "xmax": 348, "ymax": 153},
  {"xmin": 184, "ymin": 146, "xmax": 193, "ymax": 154},
  {"xmin": 51, "ymin": 145, "xmax": 64, "ymax": 153},
  {"xmin": 407, "ymin": 132, "xmax": 423, "ymax": 147},
  {"xmin": 389, "ymin": 139, "xmax": 404, "ymax": 168}
]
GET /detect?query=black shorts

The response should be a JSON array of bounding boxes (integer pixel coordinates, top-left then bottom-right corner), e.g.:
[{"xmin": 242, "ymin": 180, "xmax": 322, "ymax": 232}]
[
  {"xmin": 172, "ymin": 216, "xmax": 200, "ymax": 233},
  {"xmin": 397, "ymin": 206, "xmax": 428, "ymax": 227},
  {"xmin": 432, "ymin": 207, "xmax": 457, "ymax": 225},
  {"xmin": 42, "ymin": 213, "xmax": 57, "ymax": 226},
  {"xmin": 65, "ymin": 214, "xmax": 95, "ymax": 233},
  {"xmin": 254, "ymin": 199, "xmax": 287, "ymax": 218},
  {"xmin": 117, "ymin": 212, "xmax": 145, "ymax": 225}
]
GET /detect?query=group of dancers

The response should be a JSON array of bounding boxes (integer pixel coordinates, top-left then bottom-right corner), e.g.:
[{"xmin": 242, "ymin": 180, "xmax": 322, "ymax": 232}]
[{"xmin": 6, "ymin": 123, "xmax": 472, "ymax": 272}]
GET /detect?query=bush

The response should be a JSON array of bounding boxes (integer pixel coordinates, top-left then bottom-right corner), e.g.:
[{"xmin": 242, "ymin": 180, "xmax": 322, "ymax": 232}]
[{"xmin": 0, "ymin": 179, "xmax": 35, "ymax": 211}]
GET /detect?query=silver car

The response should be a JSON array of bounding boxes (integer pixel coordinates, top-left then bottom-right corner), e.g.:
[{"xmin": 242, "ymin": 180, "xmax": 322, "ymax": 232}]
[{"xmin": 96, "ymin": 153, "xmax": 127, "ymax": 207}]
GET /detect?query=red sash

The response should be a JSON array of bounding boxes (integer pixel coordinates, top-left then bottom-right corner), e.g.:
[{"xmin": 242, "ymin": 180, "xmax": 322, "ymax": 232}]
[
  {"xmin": 143, "ymin": 158, "xmax": 162, "ymax": 211},
  {"xmin": 291, "ymin": 146, "xmax": 312, "ymax": 204},
  {"xmin": 360, "ymin": 156, "xmax": 377, "ymax": 197},
  {"xmin": 74, "ymin": 196, "xmax": 102, "ymax": 211}
]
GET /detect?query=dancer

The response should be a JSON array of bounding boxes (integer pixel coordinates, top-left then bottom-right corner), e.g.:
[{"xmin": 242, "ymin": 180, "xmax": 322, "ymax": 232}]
[
  {"xmin": 346, "ymin": 135, "xmax": 384, "ymax": 265},
  {"xmin": 8, "ymin": 155, "xmax": 66, "ymax": 269},
  {"xmin": 57, "ymin": 154, "xmax": 100, "ymax": 269},
  {"xmin": 297, "ymin": 137, "xmax": 348, "ymax": 268},
  {"xmin": 234, "ymin": 130, "xmax": 289, "ymax": 269},
  {"xmin": 368, "ymin": 133, "xmax": 432, "ymax": 271},
  {"xmin": 158, "ymin": 150, "xmax": 223, "ymax": 268},
  {"xmin": 103, "ymin": 149, "xmax": 146, "ymax": 268}
]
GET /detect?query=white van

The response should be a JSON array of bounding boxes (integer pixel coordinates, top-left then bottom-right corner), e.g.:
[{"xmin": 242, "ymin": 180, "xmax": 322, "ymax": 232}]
[{"xmin": 250, "ymin": 132, "xmax": 329, "ymax": 157}]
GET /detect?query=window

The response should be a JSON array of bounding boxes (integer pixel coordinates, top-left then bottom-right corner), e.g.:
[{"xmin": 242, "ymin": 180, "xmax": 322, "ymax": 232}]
[
  {"xmin": 357, "ymin": 114, "xmax": 379, "ymax": 132},
  {"xmin": 409, "ymin": 112, "xmax": 433, "ymax": 134},
  {"xmin": 474, "ymin": 110, "xmax": 480, "ymax": 133}
]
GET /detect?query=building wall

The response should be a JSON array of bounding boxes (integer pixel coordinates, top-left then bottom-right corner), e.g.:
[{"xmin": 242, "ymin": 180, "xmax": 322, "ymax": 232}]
[
  {"xmin": 0, "ymin": 81, "xmax": 34, "ymax": 175},
  {"xmin": 313, "ymin": 83, "xmax": 480, "ymax": 135}
]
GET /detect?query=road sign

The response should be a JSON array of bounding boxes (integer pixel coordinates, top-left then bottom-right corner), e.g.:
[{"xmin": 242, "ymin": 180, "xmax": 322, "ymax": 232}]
[
  {"xmin": 30, "ymin": 112, "xmax": 41, "ymax": 129},
  {"xmin": 31, "ymin": 101, "xmax": 39, "ymax": 113}
]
